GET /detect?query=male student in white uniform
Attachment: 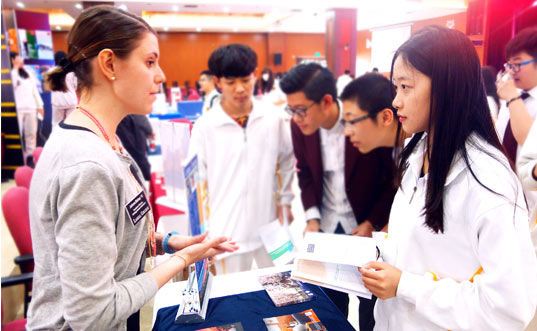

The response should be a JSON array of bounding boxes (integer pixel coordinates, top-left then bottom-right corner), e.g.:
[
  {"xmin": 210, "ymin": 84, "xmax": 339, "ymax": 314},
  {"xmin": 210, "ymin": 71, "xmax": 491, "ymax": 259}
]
[
  {"xmin": 496, "ymin": 26, "xmax": 537, "ymax": 209},
  {"xmin": 189, "ymin": 44, "xmax": 295, "ymax": 275},
  {"xmin": 199, "ymin": 70, "xmax": 220, "ymax": 113}
]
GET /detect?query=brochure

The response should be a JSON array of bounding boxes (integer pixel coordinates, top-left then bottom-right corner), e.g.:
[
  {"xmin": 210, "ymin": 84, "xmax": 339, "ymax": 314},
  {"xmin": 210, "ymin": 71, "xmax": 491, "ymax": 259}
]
[
  {"xmin": 259, "ymin": 271, "xmax": 316, "ymax": 307},
  {"xmin": 263, "ymin": 309, "xmax": 326, "ymax": 331},
  {"xmin": 291, "ymin": 232, "xmax": 377, "ymax": 299},
  {"xmin": 259, "ymin": 219, "xmax": 295, "ymax": 266}
]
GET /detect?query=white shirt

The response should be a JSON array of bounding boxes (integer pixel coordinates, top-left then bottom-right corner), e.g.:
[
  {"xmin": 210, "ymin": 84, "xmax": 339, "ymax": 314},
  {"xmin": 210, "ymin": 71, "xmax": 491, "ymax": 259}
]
[
  {"xmin": 11, "ymin": 68, "xmax": 43, "ymax": 113},
  {"xmin": 201, "ymin": 88, "xmax": 220, "ymax": 114},
  {"xmin": 305, "ymin": 102, "xmax": 357, "ymax": 234},
  {"xmin": 51, "ymin": 72, "xmax": 77, "ymax": 109},
  {"xmin": 189, "ymin": 98, "xmax": 295, "ymax": 256},
  {"xmin": 496, "ymin": 85, "xmax": 537, "ymax": 217},
  {"xmin": 336, "ymin": 74, "xmax": 352, "ymax": 96},
  {"xmin": 375, "ymin": 133, "xmax": 537, "ymax": 331}
]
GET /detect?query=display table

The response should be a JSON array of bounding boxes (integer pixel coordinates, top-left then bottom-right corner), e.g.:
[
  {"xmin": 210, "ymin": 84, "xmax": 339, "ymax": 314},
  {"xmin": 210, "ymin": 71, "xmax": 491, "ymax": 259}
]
[{"xmin": 152, "ymin": 265, "xmax": 355, "ymax": 330}]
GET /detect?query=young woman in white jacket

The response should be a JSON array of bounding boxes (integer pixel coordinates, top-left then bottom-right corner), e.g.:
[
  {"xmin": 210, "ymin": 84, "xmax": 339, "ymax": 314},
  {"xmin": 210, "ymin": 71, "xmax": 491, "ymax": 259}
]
[
  {"xmin": 354, "ymin": 26, "xmax": 537, "ymax": 331},
  {"xmin": 10, "ymin": 52, "xmax": 44, "ymax": 165}
]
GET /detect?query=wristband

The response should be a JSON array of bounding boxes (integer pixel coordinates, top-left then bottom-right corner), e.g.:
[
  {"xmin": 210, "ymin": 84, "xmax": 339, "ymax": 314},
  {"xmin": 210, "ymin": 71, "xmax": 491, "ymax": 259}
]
[
  {"xmin": 506, "ymin": 95, "xmax": 522, "ymax": 107},
  {"xmin": 163, "ymin": 231, "xmax": 179, "ymax": 254}
]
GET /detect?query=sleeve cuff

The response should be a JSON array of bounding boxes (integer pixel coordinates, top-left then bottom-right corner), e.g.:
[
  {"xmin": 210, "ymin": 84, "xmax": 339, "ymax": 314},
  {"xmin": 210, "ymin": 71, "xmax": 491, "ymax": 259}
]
[
  {"xmin": 396, "ymin": 270, "xmax": 424, "ymax": 305},
  {"xmin": 305, "ymin": 206, "xmax": 321, "ymax": 222}
]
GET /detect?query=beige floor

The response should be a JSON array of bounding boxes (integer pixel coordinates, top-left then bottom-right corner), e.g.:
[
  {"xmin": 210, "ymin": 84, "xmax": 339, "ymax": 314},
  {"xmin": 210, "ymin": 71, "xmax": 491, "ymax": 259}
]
[{"xmin": 1, "ymin": 176, "xmax": 360, "ymax": 330}]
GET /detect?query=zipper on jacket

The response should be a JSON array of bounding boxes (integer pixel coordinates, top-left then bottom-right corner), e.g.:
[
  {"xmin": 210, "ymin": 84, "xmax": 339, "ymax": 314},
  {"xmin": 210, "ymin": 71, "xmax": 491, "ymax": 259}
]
[{"xmin": 409, "ymin": 185, "xmax": 417, "ymax": 204}]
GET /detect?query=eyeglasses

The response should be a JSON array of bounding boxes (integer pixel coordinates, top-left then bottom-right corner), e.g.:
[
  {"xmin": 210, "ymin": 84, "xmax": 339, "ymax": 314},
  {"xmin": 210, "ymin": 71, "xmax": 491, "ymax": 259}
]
[
  {"xmin": 341, "ymin": 113, "xmax": 376, "ymax": 128},
  {"xmin": 284, "ymin": 102, "xmax": 317, "ymax": 118},
  {"xmin": 504, "ymin": 58, "xmax": 537, "ymax": 73}
]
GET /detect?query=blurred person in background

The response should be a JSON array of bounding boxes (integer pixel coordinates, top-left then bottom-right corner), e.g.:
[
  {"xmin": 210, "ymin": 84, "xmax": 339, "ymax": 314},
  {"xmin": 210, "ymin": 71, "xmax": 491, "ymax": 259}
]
[{"xmin": 10, "ymin": 51, "xmax": 44, "ymax": 167}]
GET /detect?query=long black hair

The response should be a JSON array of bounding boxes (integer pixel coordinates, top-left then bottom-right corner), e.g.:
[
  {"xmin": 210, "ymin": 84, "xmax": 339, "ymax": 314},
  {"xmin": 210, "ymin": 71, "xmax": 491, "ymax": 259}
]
[
  {"xmin": 259, "ymin": 67, "xmax": 274, "ymax": 94},
  {"xmin": 10, "ymin": 52, "xmax": 29, "ymax": 79},
  {"xmin": 392, "ymin": 25, "xmax": 506, "ymax": 233}
]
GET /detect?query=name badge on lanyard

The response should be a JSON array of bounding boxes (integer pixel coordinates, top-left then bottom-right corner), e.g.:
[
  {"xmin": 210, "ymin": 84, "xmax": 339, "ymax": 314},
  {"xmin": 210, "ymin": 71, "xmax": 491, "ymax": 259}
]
[{"xmin": 125, "ymin": 190, "xmax": 150, "ymax": 226}]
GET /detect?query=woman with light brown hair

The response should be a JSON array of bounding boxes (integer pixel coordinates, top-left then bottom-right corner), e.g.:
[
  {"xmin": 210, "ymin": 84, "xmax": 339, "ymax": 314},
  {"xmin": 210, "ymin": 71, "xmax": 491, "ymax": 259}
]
[{"xmin": 28, "ymin": 6, "xmax": 237, "ymax": 330}]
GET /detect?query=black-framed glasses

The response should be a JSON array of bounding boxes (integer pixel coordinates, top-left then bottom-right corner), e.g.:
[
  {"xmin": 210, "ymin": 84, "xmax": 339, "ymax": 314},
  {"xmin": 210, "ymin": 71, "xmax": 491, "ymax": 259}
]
[
  {"xmin": 284, "ymin": 102, "xmax": 317, "ymax": 118},
  {"xmin": 341, "ymin": 113, "xmax": 376, "ymax": 128},
  {"xmin": 504, "ymin": 58, "xmax": 537, "ymax": 73}
]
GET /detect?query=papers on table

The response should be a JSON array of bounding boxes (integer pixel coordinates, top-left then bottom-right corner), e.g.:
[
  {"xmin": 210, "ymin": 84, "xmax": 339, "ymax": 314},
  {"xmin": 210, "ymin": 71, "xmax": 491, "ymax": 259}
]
[
  {"xmin": 291, "ymin": 232, "xmax": 377, "ymax": 299},
  {"xmin": 259, "ymin": 219, "xmax": 295, "ymax": 266}
]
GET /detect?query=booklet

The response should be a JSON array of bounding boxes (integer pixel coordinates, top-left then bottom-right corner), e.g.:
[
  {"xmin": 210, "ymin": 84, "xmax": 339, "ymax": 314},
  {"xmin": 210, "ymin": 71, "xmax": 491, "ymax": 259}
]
[
  {"xmin": 195, "ymin": 322, "xmax": 244, "ymax": 331},
  {"xmin": 259, "ymin": 271, "xmax": 316, "ymax": 307},
  {"xmin": 263, "ymin": 309, "xmax": 326, "ymax": 331},
  {"xmin": 291, "ymin": 232, "xmax": 377, "ymax": 299},
  {"xmin": 259, "ymin": 219, "xmax": 295, "ymax": 266}
]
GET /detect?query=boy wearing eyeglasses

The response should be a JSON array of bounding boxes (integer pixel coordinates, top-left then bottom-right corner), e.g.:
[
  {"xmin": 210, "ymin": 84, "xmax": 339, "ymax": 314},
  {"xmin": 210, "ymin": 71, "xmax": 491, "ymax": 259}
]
[
  {"xmin": 496, "ymin": 27, "xmax": 537, "ymax": 220},
  {"xmin": 279, "ymin": 63, "xmax": 396, "ymax": 331},
  {"xmin": 188, "ymin": 44, "xmax": 295, "ymax": 275},
  {"xmin": 496, "ymin": 27, "xmax": 537, "ymax": 163}
]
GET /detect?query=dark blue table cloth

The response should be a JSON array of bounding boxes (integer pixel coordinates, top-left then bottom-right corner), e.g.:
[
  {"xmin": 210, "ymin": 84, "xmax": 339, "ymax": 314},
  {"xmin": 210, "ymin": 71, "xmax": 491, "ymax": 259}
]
[{"xmin": 153, "ymin": 283, "xmax": 356, "ymax": 330}]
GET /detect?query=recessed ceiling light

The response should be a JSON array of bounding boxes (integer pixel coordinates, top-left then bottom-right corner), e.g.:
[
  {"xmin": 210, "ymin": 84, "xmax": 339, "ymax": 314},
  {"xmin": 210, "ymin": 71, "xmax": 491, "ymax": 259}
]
[
  {"xmin": 55, "ymin": 26, "xmax": 62, "ymax": 30},
  {"xmin": 172, "ymin": 5, "xmax": 179, "ymax": 11},
  {"xmin": 75, "ymin": 3, "xmax": 83, "ymax": 10},
  {"xmin": 118, "ymin": 4, "xmax": 127, "ymax": 11},
  {"xmin": 223, "ymin": 6, "xmax": 230, "ymax": 13},
  {"xmin": 233, "ymin": 27, "xmax": 238, "ymax": 32},
  {"xmin": 196, "ymin": 27, "xmax": 202, "ymax": 32},
  {"xmin": 163, "ymin": 27, "xmax": 169, "ymax": 32},
  {"xmin": 16, "ymin": 2, "xmax": 25, "ymax": 8}
]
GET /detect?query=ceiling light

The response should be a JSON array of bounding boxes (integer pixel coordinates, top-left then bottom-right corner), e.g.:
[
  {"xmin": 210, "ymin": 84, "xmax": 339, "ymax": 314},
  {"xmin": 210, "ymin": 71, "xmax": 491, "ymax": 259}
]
[
  {"xmin": 75, "ymin": 3, "xmax": 83, "ymax": 10},
  {"xmin": 172, "ymin": 5, "xmax": 179, "ymax": 11},
  {"xmin": 223, "ymin": 6, "xmax": 230, "ymax": 13},
  {"xmin": 55, "ymin": 26, "xmax": 62, "ymax": 30},
  {"xmin": 533, "ymin": 0, "xmax": 537, "ymax": 6},
  {"xmin": 118, "ymin": 4, "xmax": 127, "ymax": 11},
  {"xmin": 196, "ymin": 27, "xmax": 202, "ymax": 32},
  {"xmin": 163, "ymin": 27, "xmax": 169, "ymax": 32},
  {"xmin": 233, "ymin": 27, "xmax": 239, "ymax": 32},
  {"xmin": 16, "ymin": 2, "xmax": 25, "ymax": 8}
]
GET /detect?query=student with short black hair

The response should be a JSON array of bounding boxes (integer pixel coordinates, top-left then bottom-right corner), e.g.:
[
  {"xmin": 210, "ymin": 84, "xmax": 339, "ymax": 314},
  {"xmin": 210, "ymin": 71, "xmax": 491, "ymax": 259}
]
[
  {"xmin": 189, "ymin": 44, "xmax": 295, "ymax": 275},
  {"xmin": 340, "ymin": 73, "xmax": 402, "ymax": 155},
  {"xmin": 199, "ymin": 69, "xmax": 219, "ymax": 113},
  {"xmin": 280, "ymin": 63, "xmax": 396, "ymax": 331},
  {"xmin": 358, "ymin": 25, "xmax": 537, "ymax": 331}
]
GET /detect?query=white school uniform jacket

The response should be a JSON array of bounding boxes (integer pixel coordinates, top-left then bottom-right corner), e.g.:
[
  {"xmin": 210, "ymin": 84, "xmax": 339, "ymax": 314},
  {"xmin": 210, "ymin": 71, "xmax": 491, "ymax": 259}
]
[
  {"xmin": 375, "ymin": 133, "xmax": 537, "ymax": 331},
  {"xmin": 518, "ymin": 119, "xmax": 537, "ymax": 256},
  {"xmin": 11, "ymin": 69, "xmax": 43, "ymax": 113},
  {"xmin": 188, "ymin": 98, "xmax": 295, "ymax": 256}
]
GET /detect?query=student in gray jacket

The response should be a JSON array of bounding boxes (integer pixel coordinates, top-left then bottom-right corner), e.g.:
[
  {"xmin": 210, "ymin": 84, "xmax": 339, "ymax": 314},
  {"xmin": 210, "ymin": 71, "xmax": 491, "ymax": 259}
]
[{"xmin": 27, "ymin": 6, "xmax": 237, "ymax": 331}]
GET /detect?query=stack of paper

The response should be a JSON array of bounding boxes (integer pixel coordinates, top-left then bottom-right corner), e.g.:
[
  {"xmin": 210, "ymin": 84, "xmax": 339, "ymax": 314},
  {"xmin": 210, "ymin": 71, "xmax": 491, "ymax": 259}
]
[{"xmin": 291, "ymin": 232, "xmax": 377, "ymax": 299}]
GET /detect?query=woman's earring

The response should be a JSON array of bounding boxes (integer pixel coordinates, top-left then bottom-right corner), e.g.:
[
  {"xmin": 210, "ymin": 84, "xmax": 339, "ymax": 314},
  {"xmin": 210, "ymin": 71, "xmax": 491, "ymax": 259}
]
[{"xmin": 111, "ymin": 76, "xmax": 116, "ymax": 81}]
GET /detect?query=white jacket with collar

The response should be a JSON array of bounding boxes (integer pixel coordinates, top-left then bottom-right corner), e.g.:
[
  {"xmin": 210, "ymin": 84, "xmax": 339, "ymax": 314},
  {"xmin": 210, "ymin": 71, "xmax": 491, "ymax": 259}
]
[
  {"xmin": 375, "ymin": 133, "xmax": 537, "ymax": 331},
  {"xmin": 518, "ymin": 119, "xmax": 537, "ymax": 256},
  {"xmin": 188, "ymin": 98, "xmax": 295, "ymax": 256}
]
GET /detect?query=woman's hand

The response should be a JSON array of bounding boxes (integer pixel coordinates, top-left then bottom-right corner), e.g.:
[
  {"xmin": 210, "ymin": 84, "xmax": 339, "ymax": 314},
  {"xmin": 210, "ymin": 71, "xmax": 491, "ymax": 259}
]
[
  {"xmin": 175, "ymin": 233, "xmax": 238, "ymax": 266},
  {"xmin": 359, "ymin": 261, "xmax": 402, "ymax": 299}
]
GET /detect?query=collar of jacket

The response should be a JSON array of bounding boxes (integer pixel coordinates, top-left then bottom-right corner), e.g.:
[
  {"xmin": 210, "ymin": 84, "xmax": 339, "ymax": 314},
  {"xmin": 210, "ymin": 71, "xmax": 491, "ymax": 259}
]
[
  {"xmin": 208, "ymin": 98, "xmax": 265, "ymax": 128},
  {"xmin": 406, "ymin": 132, "xmax": 479, "ymax": 188}
]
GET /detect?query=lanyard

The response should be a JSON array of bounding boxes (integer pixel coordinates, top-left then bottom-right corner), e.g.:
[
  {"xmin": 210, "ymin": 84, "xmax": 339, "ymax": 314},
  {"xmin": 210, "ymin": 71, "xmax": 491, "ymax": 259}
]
[
  {"xmin": 77, "ymin": 105, "xmax": 123, "ymax": 153},
  {"xmin": 77, "ymin": 105, "xmax": 156, "ymax": 259}
]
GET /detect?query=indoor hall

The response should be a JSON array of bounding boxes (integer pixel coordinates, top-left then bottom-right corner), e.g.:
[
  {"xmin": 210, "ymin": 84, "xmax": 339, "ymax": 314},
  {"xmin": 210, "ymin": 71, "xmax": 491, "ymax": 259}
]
[{"xmin": 1, "ymin": 0, "xmax": 537, "ymax": 330}]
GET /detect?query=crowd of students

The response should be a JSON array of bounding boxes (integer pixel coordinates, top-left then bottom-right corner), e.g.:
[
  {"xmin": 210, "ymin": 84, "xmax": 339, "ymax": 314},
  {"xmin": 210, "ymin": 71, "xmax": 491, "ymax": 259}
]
[{"xmin": 19, "ymin": 4, "xmax": 537, "ymax": 331}]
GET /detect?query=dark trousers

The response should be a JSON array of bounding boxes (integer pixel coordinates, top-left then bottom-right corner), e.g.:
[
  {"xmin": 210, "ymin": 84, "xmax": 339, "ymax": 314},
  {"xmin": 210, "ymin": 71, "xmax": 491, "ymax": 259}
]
[{"xmin": 321, "ymin": 222, "xmax": 376, "ymax": 331}]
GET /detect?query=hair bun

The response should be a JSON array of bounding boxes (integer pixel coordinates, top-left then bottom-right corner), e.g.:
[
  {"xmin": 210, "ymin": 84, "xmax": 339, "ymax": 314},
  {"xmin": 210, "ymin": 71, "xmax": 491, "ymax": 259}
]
[{"xmin": 59, "ymin": 57, "xmax": 74, "ymax": 73}]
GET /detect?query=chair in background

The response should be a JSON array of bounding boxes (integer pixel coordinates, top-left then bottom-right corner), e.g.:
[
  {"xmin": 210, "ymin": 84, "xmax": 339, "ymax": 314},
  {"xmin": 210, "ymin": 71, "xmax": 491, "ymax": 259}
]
[
  {"xmin": 2, "ymin": 186, "xmax": 33, "ymax": 316},
  {"xmin": 32, "ymin": 147, "xmax": 43, "ymax": 164},
  {"xmin": 14, "ymin": 166, "xmax": 34, "ymax": 189}
]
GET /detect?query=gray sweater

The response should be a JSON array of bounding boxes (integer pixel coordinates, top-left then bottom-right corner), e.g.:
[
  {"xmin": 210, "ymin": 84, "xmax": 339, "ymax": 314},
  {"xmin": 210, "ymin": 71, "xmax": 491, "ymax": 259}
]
[{"xmin": 27, "ymin": 123, "xmax": 158, "ymax": 330}]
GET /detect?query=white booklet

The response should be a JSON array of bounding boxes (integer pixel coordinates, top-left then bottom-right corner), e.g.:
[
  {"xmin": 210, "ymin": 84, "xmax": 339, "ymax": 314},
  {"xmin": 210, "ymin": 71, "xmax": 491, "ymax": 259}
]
[
  {"xmin": 291, "ymin": 232, "xmax": 378, "ymax": 299},
  {"xmin": 259, "ymin": 219, "xmax": 295, "ymax": 266}
]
